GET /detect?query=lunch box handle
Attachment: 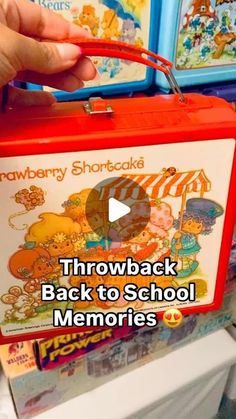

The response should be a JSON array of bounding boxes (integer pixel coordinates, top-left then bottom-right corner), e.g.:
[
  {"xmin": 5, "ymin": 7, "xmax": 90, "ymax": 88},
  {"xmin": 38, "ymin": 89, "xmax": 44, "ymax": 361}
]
[{"xmin": 56, "ymin": 38, "xmax": 186, "ymax": 103}]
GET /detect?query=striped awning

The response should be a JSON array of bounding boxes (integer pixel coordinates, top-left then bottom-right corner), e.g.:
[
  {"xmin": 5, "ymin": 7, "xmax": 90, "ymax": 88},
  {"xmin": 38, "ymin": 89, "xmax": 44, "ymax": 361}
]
[{"xmin": 100, "ymin": 170, "xmax": 211, "ymax": 200}]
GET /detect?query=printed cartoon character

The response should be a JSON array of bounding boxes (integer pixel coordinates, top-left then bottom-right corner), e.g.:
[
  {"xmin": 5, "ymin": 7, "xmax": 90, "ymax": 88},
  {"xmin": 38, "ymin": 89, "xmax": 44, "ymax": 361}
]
[
  {"xmin": 70, "ymin": 275, "xmax": 105, "ymax": 309},
  {"xmin": 193, "ymin": 33, "xmax": 203, "ymax": 47},
  {"xmin": 119, "ymin": 201, "xmax": 149, "ymax": 230},
  {"xmin": 104, "ymin": 273, "xmax": 172, "ymax": 309},
  {"xmin": 199, "ymin": 42, "xmax": 211, "ymax": 60},
  {"xmin": 79, "ymin": 5, "xmax": 99, "ymax": 36},
  {"xmin": 205, "ymin": 17, "xmax": 215, "ymax": 39},
  {"xmin": 62, "ymin": 193, "xmax": 83, "ymax": 220},
  {"xmin": 150, "ymin": 204, "xmax": 173, "ymax": 234},
  {"xmin": 8, "ymin": 342, "xmax": 24, "ymax": 355},
  {"xmin": 102, "ymin": 275, "xmax": 133, "ymax": 309},
  {"xmin": 120, "ymin": 223, "xmax": 159, "ymax": 262},
  {"xmin": 78, "ymin": 206, "xmax": 120, "ymax": 250},
  {"xmin": 183, "ymin": 36, "xmax": 193, "ymax": 55},
  {"xmin": 220, "ymin": 10, "xmax": 232, "ymax": 35},
  {"xmin": 1, "ymin": 286, "xmax": 37, "ymax": 321},
  {"xmin": 171, "ymin": 198, "xmax": 224, "ymax": 278},
  {"xmin": 190, "ymin": 14, "xmax": 201, "ymax": 32},
  {"xmin": 78, "ymin": 212, "xmax": 106, "ymax": 249},
  {"xmin": 8, "ymin": 247, "xmax": 53, "ymax": 293},
  {"xmin": 119, "ymin": 200, "xmax": 173, "ymax": 261},
  {"xmin": 85, "ymin": 275, "xmax": 104, "ymax": 308},
  {"xmin": 120, "ymin": 19, "xmax": 136, "ymax": 44},
  {"xmin": 183, "ymin": 0, "xmax": 217, "ymax": 29},
  {"xmin": 149, "ymin": 200, "xmax": 174, "ymax": 259},
  {"xmin": 98, "ymin": 57, "xmax": 121, "ymax": 78},
  {"xmin": 62, "ymin": 189, "xmax": 100, "ymax": 220},
  {"xmin": 161, "ymin": 167, "xmax": 177, "ymax": 178},
  {"xmin": 102, "ymin": 9, "xmax": 120, "ymax": 39},
  {"xmin": 213, "ymin": 31, "xmax": 236, "ymax": 59},
  {"xmin": 46, "ymin": 233, "xmax": 75, "ymax": 258},
  {"xmin": 26, "ymin": 213, "xmax": 83, "ymax": 275},
  {"xmin": 31, "ymin": 290, "xmax": 46, "ymax": 310}
]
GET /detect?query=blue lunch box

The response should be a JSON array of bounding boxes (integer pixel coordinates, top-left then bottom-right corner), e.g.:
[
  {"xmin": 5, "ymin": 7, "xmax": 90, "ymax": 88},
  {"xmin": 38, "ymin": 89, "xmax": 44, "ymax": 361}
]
[{"xmin": 156, "ymin": 0, "xmax": 236, "ymax": 91}]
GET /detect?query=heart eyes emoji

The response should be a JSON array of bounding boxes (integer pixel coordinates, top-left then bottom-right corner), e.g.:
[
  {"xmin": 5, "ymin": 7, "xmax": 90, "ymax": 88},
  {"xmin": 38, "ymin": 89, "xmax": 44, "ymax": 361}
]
[{"xmin": 163, "ymin": 309, "xmax": 183, "ymax": 328}]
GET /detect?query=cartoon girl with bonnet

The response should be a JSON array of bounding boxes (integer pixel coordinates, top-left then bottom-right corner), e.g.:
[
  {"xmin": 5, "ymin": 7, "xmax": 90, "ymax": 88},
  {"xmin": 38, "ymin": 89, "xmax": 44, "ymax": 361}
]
[{"xmin": 171, "ymin": 198, "xmax": 224, "ymax": 278}]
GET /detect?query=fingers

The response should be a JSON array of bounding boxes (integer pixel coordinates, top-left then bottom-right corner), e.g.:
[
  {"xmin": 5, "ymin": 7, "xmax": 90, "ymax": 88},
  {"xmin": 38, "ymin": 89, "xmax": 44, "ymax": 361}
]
[
  {"xmin": 17, "ymin": 57, "xmax": 97, "ymax": 92},
  {"xmin": 0, "ymin": 23, "xmax": 96, "ymax": 88},
  {"xmin": 5, "ymin": 0, "xmax": 92, "ymax": 40},
  {"xmin": 70, "ymin": 57, "xmax": 98, "ymax": 82},
  {"xmin": 7, "ymin": 85, "xmax": 56, "ymax": 107},
  {"xmin": 17, "ymin": 36, "xmax": 83, "ymax": 74},
  {"xmin": 18, "ymin": 71, "xmax": 85, "ymax": 92}
]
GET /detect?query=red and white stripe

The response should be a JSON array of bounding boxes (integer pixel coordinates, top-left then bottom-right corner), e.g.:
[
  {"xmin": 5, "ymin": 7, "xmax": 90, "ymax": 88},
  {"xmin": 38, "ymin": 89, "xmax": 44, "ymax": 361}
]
[{"xmin": 100, "ymin": 170, "xmax": 211, "ymax": 201}]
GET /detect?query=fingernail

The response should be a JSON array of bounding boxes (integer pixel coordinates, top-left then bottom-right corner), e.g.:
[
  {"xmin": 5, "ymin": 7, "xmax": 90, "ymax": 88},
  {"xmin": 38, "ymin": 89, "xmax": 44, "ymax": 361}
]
[{"xmin": 56, "ymin": 44, "xmax": 82, "ymax": 63}]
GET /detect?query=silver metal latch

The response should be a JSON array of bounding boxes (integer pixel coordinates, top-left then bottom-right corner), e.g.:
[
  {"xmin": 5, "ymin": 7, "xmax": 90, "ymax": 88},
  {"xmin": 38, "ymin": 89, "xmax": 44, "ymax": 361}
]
[
  {"xmin": 161, "ymin": 65, "xmax": 186, "ymax": 103},
  {"xmin": 83, "ymin": 97, "xmax": 113, "ymax": 115}
]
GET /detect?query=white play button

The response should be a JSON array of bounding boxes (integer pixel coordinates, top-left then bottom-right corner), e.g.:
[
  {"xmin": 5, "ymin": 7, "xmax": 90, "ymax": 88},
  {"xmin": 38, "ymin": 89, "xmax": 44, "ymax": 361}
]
[
  {"xmin": 108, "ymin": 198, "xmax": 131, "ymax": 223},
  {"xmin": 85, "ymin": 177, "xmax": 150, "ymax": 243}
]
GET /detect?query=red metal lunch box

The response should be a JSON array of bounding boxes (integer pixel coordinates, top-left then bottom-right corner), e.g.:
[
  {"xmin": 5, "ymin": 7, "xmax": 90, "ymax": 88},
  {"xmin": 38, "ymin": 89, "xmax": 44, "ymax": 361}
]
[{"xmin": 0, "ymin": 40, "xmax": 235, "ymax": 344}]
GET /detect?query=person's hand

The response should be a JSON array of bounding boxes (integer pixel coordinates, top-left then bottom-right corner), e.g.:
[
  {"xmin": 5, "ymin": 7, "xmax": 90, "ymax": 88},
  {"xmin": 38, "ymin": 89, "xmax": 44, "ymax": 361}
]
[{"xmin": 0, "ymin": 0, "xmax": 97, "ymax": 107}]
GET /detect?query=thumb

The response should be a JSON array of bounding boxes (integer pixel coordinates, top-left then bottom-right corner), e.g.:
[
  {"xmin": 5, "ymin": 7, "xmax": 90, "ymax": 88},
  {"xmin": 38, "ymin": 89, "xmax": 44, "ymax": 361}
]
[
  {"xmin": 18, "ymin": 39, "xmax": 82, "ymax": 75},
  {"xmin": 0, "ymin": 24, "xmax": 82, "ymax": 85}
]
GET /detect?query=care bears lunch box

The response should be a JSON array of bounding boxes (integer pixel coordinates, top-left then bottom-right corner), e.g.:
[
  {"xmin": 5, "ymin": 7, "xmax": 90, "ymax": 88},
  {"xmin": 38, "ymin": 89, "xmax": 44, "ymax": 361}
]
[
  {"xmin": 156, "ymin": 0, "xmax": 236, "ymax": 91},
  {"xmin": 27, "ymin": 0, "xmax": 159, "ymax": 100},
  {"xmin": 0, "ymin": 40, "xmax": 236, "ymax": 344}
]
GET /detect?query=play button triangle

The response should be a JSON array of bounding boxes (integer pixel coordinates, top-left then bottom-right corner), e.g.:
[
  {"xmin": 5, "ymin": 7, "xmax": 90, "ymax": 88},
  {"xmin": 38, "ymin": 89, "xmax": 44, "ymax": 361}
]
[{"xmin": 108, "ymin": 198, "xmax": 131, "ymax": 223}]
